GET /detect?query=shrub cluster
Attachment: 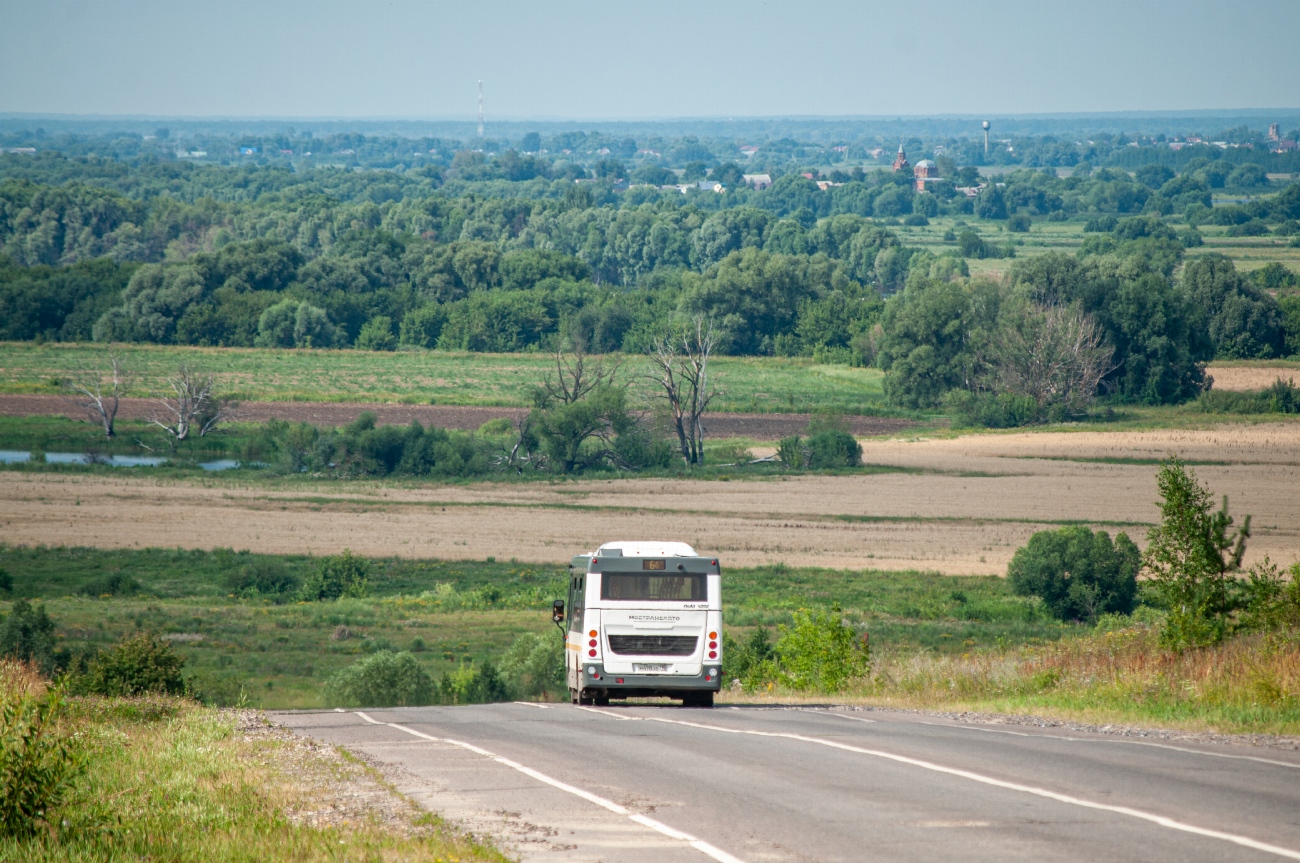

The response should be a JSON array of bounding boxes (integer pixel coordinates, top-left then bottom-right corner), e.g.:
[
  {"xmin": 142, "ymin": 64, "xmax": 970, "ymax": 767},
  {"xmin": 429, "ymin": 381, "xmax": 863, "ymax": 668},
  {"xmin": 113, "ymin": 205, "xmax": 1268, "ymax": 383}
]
[
  {"xmin": 1007, "ymin": 458, "xmax": 1300, "ymax": 650},
  {"xmin": 1195, "ymin": 377, "xmax": 1299, "ymax": 414},
  {"xmin": 297, "ymin": 550, "xmax": 369, "ymax": 602},
  {"xmin": 776, "ymin": 414, "xmax": 863, "ymax": 470},
  {"xmin": 69, "ymin": 632, "xmax": 188, "ymax": 697},
  {"xmin": 0, "ymin": 664, "xmax": 82, "ymax": 839},
  {"xmin": 324, "ymin": 632, "xmax": 566, "ymax": 708},
  {"xmin": 1007, "ymin": 527, "xmax": 1141, "ymax": 622},
  {"xmin": 724, "ymin": 607, "xmax": 870, "ymax": 693}
]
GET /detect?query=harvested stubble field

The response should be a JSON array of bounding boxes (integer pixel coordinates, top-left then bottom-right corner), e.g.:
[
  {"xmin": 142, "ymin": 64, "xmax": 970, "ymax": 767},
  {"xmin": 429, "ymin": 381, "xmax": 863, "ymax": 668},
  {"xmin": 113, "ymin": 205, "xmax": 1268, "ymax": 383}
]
[
  {"xmin": 1204, "ymin": 362, "xmax": 1300, "ymax": 391},
  {"xmin": 5, "ymin": 421, "xmax": 1297, "ymax": 575}
]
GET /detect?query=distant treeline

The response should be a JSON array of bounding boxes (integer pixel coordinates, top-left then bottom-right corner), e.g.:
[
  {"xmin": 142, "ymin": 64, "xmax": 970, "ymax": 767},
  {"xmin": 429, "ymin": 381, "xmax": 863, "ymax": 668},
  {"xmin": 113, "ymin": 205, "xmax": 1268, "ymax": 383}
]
[
  {"xmin": 4, "ymin": 121, "xmax": 1300, "ymax": 173},
  {"xmin": 3, "ymin": 150, "xmax": 1300, "ymax": 421}
]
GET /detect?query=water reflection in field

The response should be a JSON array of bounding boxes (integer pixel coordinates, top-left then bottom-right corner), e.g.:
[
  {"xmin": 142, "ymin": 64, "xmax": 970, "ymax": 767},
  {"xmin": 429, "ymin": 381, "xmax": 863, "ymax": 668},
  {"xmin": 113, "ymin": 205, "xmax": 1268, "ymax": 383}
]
[{"xmin": 0, "ymin": 450, "xmax": 247, "ymax": 470}]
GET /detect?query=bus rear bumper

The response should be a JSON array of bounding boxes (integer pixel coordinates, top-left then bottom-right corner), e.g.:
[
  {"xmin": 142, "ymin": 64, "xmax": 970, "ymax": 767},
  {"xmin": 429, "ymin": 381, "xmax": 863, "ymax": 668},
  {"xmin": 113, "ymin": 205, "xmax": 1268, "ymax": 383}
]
[{"xmin": 581, "ymin": 664, "xmax": 721, "ymax": 698}]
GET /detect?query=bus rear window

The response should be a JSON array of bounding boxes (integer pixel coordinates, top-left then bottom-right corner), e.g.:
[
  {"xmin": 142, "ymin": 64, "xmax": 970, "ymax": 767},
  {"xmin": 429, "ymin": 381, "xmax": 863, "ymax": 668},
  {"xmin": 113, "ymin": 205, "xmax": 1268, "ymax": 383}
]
[{"xmin": 601, "ymin": 573, "xmax": 706, "ymax": 602}]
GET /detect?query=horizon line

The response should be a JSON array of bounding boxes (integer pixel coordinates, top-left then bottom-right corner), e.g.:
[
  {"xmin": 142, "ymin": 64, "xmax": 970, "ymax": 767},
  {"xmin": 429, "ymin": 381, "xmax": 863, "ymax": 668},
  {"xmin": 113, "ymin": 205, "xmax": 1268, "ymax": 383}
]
[{"xmin": 3, "ymin": 109, "xmax": 1300, "ymax": 124}]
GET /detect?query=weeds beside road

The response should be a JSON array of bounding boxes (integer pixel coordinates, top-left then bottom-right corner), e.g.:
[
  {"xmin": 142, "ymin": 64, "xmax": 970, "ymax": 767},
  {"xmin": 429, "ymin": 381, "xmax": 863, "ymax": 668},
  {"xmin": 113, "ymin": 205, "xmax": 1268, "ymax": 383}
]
[
  {"xmin": 723, "ymin": 624, "xmax": 1300, "ymax": 737},
  {"xmin": 0, "ymin": 662, "xmax": 507, "ymax": 862}
]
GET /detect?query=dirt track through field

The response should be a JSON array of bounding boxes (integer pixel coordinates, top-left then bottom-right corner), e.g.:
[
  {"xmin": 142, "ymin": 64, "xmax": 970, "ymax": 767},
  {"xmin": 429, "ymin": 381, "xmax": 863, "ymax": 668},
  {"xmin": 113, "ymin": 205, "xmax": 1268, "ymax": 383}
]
[
  {"xmin": 4, "ymin": 421, "xmax": 1297, "ymax": 574},
  {"xmin": 0, "ymin": 395, "xmax": 914, "ymax": 440}
]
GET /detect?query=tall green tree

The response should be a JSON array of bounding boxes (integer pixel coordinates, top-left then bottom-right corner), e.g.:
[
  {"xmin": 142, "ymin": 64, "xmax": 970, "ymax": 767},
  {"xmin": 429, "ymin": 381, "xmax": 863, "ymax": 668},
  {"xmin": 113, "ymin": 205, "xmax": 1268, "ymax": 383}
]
[{"xmin": 1143, "ymin": 457, "xmax": 1250, "ymax": 649}]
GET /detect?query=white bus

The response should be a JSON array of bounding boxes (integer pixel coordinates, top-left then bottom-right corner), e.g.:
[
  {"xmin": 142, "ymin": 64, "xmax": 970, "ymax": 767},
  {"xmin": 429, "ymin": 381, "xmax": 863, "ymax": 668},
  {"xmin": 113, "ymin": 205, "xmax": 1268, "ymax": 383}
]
[{"xmin": 553, "ymin": 541, "xmax": 722, "ymax": 707}]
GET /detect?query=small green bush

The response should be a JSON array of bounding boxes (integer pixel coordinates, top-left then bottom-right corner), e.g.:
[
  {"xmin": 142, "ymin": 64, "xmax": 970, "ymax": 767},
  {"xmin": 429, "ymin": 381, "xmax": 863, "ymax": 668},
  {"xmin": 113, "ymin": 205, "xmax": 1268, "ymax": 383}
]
[
  {"xmin": 775, "ymin": 607, "xmax": 870, "ymax": 692},
  {"xmin": 0, "ymin": 602, "xmax": 58, "ymax": 676},
  {"xmin": 0, "ymin": 570, "xmax": 10, "ymax": 596},
  {"xmin": 721, "ymin": 629, "xmax": 777, "ymax": 691},
  {"xmin": 299, "ymin": 550, "xmax": 369, "ymax": 601},
  {"xmin": 477, "ymin": 417, "xmax": 515, "ymax": 435},
  {"xmin": 1241, "ymin": 559, "xmax": 1300, "ymax": 632},
  {"xmin": 1007, "ymin": 526, "xmax": 1140, "ymax": 622},
  {"xmin": 325, "ymin": 651, "xmax": 434, "ymax": 707},
  {"xmin": 806, "ymin": 429, "xmax": 861, "ymax": 468},
  {"xmin": 1196, "ymin": 378, "xmax": 1299, "ymax": 414},
  {"xmin": 77, "ymin": 572, "xmax": 142, "ymax": 597},
  {"xmin": 498, "ymin": 633, "xmax": 563, "ymax": 700},
  {"xmin": 0, "ymin": 676, "xmax": 83, "ymax": 838},
  {"xmin": 355, "ymin": 316, "xmax": 397, "ymax": 351},
  {"xmin": 777, "ymin": 435, "xmax": 805, "ymax": 469},
  {"xmin": 73, "ymin": 632, "xmax": 187, "ymax": 697},
  {"xmin": 223, "ymin": 559, "xmax": 300, "ymax": 601},
  {"xmin": 437, "ymin": 661, "xmax": 509, "ymax": 705},
  {"xmin": 946, "ymin": 390, "xmax": 1045, "ymax": 428}
]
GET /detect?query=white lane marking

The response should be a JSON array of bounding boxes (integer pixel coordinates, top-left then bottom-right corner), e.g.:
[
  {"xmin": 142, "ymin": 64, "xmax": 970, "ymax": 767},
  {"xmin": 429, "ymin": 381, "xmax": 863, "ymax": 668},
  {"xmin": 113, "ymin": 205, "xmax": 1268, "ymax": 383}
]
[
  {"xmin": 512, "ymin": 701, "xmax": 551, "ymax": 709},
  {"xmin": 918, "ymin": 720, "xmax": 1300, "ymax": 770},
  {"xmin": 589, "ymin": 711, "xmax": 1300, "ymax": 862},
  {"xmin": 817, "ymin": 711, "xmax": 876, "ymax": 724},
  {"xmin": 575, "ymin": 705, "xmax": 636, "ymax": 720},
  {"xmin": 351, "ymin": 711, "xmax": 746, "ymax": 863}
]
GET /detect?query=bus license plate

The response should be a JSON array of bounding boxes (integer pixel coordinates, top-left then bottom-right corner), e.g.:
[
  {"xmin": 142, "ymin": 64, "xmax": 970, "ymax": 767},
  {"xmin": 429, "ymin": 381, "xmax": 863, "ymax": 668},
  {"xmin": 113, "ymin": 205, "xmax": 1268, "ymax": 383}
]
[{"xmin": 634, "ymin": 663, "xmax": 669, "ymax": 673}]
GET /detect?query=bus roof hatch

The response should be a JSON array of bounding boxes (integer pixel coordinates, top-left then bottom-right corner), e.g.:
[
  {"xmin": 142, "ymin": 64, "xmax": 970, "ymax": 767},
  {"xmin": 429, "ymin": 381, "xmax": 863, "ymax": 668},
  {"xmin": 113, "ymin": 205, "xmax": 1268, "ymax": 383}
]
[{"xmin": 595, "ymin": 541, "xmax": 698, "ymax": 558}]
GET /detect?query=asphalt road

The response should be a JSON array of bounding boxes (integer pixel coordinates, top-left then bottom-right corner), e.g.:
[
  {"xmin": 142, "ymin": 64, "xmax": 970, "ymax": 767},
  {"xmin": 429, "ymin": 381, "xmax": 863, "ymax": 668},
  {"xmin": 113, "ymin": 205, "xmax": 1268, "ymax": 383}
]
[{"xmin": 276, "ymin": 703, "xmax": 1300, "ymax": 863}]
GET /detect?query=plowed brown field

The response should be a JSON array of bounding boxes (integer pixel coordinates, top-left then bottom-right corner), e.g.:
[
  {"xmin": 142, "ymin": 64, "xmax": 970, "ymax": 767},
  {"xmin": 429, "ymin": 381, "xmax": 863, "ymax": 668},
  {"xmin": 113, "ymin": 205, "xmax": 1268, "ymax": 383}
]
[
  {"xmin": 4, "ymin": 421, "xmax": 1297, "ymax": 575},
  {"xmin": 0, "ymin": 395, "xmax": 914, "ymax": 440}
]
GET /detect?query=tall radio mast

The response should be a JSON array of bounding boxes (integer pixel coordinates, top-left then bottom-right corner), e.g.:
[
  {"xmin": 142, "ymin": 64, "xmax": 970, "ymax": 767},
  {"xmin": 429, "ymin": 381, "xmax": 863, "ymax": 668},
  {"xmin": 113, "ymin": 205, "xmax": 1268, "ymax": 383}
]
[{"xmin": 477, "ymin": 81, "xmax": 484, "ymax": 139}]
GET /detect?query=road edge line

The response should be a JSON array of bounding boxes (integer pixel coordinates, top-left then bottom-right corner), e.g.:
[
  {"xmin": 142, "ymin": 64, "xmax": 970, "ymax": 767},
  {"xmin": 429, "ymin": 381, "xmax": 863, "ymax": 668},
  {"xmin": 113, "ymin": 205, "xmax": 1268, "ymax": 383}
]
[
  {"xmin": 352, "ymin": 711, "xmax": 748, "ymax": 863},
  {"xmin": 918, "ymin": 720, "xmax": 1300, "ymax": 769},
  {"xmin": 637, "ymin": 714, "xmax": 1300, "ymax": 862}
]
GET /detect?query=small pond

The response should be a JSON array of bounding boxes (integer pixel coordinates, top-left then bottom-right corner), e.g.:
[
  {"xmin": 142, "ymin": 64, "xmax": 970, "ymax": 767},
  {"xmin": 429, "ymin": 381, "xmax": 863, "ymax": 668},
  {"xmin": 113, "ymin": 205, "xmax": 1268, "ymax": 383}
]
[{"xmin": 0, "ymin": 450, "xmax": 249, "ymax": 471}]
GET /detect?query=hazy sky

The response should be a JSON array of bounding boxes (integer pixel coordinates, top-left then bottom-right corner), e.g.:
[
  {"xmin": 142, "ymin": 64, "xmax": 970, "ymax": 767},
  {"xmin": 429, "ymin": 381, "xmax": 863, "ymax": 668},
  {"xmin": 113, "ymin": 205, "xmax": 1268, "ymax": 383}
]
[{"xmin": 2, "ymin": 0, "xmax": 1298, "ymax": 119}]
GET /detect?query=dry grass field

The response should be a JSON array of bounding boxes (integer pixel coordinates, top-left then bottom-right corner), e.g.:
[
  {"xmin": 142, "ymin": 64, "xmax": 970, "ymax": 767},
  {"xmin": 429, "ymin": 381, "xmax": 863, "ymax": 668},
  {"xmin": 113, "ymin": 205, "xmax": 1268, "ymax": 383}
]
[
  {"xmin": 4, "ymin": 421, "xmax": 1297, "ymax": 575},
  {"xmin": 1205, "ymin": 363, "xmax": 1300, "ymax": 391}
]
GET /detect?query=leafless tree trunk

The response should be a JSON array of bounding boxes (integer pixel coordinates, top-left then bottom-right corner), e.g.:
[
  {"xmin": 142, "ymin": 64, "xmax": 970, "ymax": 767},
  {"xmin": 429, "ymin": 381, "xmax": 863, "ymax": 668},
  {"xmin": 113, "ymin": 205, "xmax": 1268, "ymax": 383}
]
[
  {"xmin": 989, "ymin": 303, "xmax": 1115, "ymax": 416},
  {"xmin": 646, "ymin": 316, "xmax": 717, "ymax": 466},
  {"xmin": 149, "ymin": 365, "xmax": 235, "ymax": 442},
  {"xmin": 497, "ymin": 413, "xmax": 543, "ymax": 474},
  {"xmin": 538, "ymin": 342, "xmax": 621, "ymax": 407},
  {"xmin": 64, "ymin": 352, "xmax": 132, "ymax": 439}
]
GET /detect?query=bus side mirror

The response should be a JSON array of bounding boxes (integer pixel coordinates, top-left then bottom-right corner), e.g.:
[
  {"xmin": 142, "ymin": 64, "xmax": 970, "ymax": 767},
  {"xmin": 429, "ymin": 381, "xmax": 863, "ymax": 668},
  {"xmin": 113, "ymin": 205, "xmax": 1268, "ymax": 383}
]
[{"xmin": 552, "ymin": 600, "xmax": 565, "ymax": 623}]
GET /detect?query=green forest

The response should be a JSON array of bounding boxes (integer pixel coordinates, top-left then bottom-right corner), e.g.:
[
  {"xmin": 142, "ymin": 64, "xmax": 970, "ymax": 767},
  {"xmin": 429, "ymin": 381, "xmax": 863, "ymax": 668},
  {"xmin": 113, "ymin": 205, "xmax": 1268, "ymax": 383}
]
[{"xmin": 3, "ymin": 126, "xmax": 1300, "ymax": 422}]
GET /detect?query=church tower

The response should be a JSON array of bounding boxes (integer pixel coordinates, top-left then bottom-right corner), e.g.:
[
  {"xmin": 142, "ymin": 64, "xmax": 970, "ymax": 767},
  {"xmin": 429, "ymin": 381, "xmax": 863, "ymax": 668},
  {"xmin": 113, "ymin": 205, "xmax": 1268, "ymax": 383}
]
[{"xmin": 892, "ymin": 142, "xmax": 910, "ymax": 172}]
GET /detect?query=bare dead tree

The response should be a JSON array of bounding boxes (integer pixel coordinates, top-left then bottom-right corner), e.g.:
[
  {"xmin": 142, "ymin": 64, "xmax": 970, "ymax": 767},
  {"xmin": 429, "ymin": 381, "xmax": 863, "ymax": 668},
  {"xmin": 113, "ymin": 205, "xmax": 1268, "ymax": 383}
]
[
  {"xmin": 988, "ymin": 303, "xmax": 1115, "ymax": 417},
  {"xmin": 64, "ymin": 351, "xmax": 132, "ymax": 439},
  {"xmin": 149, "ymin": 365, "xmax": 236, "ymax": 443},
  {"xmin": 492, "ymin": 412, "xmax": 546, "ymax": 474},
  {"xmin": 537, "ymin": 341, "xmax": 622, "ymax": 407},
  {"xmin": 646, "ymin": 316, "xmax": 717, "ymax": 466}
]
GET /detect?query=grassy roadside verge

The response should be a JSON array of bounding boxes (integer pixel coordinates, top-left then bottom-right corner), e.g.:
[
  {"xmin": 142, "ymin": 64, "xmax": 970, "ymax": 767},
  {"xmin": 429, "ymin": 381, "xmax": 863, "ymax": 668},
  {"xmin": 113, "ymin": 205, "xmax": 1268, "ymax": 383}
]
[
  {"xmin": 0, "ymin": 679, "xmax": 507, "ymax": 862},
  {"xmin": 721, "ymin": 624, "xmax": 1300, "ymax": 736}
]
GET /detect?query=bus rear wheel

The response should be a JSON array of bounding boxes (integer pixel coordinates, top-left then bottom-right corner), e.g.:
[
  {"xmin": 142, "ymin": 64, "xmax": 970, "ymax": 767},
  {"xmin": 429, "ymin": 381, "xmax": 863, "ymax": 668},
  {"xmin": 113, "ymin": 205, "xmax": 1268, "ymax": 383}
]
[{"xmin": 682, "ymin": 692, "xmax": 714, "ymax": 708}]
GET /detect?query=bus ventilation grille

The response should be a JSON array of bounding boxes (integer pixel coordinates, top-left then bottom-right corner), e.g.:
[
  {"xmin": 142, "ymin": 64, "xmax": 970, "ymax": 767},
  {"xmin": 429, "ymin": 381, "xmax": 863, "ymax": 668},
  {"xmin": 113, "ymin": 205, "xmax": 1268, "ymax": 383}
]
[{"xmin": 608, "ymin": 635, "xmax": 698, "ymax": 656}]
